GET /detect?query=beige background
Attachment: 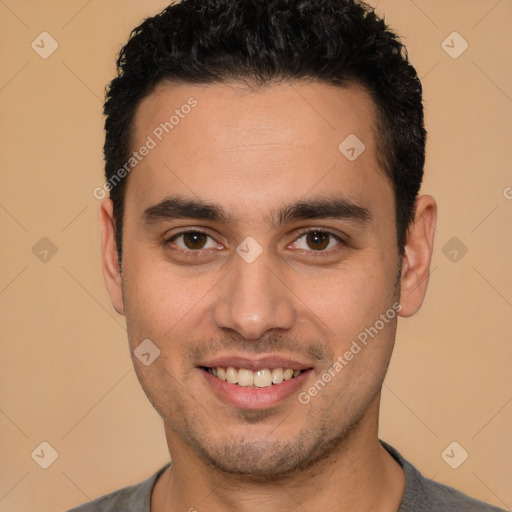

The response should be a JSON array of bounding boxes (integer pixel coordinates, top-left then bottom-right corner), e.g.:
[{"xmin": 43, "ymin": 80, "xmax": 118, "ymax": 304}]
[{"xmin": 0, "ymin": 0, "xmax": 511, "ymax": 510}]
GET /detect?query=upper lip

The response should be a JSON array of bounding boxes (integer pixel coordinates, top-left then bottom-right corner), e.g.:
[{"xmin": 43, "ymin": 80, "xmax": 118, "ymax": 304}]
[{"xmin": 198, "ymin": 354, "xmax": 313, "ymax": 371}]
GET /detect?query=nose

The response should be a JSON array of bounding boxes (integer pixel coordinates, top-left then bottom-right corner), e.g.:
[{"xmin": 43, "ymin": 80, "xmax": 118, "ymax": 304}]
[{"xmin": 212, "ymin": 250, "xmax": 296, "ymax": 340}]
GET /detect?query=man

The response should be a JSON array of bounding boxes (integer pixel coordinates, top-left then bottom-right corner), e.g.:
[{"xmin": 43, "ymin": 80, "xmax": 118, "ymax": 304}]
[{"xmin": 70, "ymin": 0, "xmax": 505, "ymax": 510}]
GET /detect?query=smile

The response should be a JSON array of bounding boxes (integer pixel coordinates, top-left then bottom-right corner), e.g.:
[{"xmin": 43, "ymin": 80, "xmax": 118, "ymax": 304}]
[{"xmin": 203, "ymin": 366, "xmax": 304, "ymax": 388}]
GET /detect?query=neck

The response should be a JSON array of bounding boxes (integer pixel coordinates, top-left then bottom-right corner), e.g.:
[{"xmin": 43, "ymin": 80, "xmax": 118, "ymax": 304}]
[{"xmin": 152, "ymin": 399, "xmax": 405, "ymax": 512}]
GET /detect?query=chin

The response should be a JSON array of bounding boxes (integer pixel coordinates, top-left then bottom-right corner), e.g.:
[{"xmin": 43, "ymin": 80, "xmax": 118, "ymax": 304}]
[{"xmin": 185, "ymin": 422, "xmax": 355, "ymax": 482}]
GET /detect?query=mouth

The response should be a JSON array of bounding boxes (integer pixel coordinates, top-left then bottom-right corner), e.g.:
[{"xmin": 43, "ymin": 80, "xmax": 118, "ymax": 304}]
[
  {"xmin": 198, "ymin": 357, "xmax": 314, "ymax": 410},
  {"xmin": 201, "ymin": 366, "xmax": 307, "ymax": 388}
]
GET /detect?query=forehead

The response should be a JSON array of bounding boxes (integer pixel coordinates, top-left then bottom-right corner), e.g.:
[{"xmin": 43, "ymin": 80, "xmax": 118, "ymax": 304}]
[{"xmin": 126, "ymin": 80, "xmax": 392, "ymax": 222}]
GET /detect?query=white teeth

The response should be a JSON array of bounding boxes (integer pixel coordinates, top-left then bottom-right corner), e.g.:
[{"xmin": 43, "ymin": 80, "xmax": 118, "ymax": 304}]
[
  {"xmin": 208, "ymin": 366, "xmax": 304, "ymax": 387},
  {"xmin": 237, "ymin": 369, "xmax": 254, "ymax": 387},
  {"xmin": 226, "ymin": 366, "xmax": 238, "ymax": 384},
  {"xmin": 271, "ymin": 368, "xmax": 284, "ymax": 384},
  {"xmin": 253, "ymin": 369, "xmax": 272, "ymax": 387}
]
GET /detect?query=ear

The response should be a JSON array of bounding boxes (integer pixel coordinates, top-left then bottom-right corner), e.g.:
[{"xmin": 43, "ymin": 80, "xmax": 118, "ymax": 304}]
[
  {"xmin": 398, "ymin": 195, "xmax": 437, "ymax": 318},
  {"xmin": 99, "ymin": 198, "xmax": 125, "ymax": 316}
]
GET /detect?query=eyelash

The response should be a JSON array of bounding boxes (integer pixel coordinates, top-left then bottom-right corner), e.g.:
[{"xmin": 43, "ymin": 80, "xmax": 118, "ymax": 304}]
[{"xmin": 164, "ymin": 228, "xmax": 345, "ymax": 257}]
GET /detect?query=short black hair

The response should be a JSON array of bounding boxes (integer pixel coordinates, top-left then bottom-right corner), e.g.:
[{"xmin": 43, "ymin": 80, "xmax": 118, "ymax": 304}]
[{"xmin": 104, "ymin": 0, "xmax": 426, "ymax": 266}]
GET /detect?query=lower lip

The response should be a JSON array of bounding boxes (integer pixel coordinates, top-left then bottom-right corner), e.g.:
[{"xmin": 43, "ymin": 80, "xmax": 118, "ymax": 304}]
[{"xmin": 200, "ymin": 368, "xmax": 312, "ymax": 410}]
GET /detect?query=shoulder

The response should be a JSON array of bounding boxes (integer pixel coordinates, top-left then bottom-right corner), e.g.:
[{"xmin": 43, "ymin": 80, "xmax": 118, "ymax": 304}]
[
  {"xmin": 417, "ymin": 478, "xmax": 506, "ymax": 511},
  {"xmin": 65, "ymin": 463, "xmax": 171, "ymax": 512},
  {"xmin": 380, "ymin": 440, "xmax": 506, "ymax": 512}
]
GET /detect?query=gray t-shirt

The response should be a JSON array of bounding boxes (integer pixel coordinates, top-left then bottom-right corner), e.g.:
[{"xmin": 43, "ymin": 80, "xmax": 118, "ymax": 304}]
[{"xmin": 67, "ymin": 440, "xmax": 506, "ymax": 511}]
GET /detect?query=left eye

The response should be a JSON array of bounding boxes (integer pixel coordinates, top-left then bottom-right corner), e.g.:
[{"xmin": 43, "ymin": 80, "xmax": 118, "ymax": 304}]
[
  {"xmin": 170, "ymin": 231, "xmax": 219, "ymax": 250},
  {"xmin": 293, "ymin": 231, "xmax": 342, "ymax": 251}
]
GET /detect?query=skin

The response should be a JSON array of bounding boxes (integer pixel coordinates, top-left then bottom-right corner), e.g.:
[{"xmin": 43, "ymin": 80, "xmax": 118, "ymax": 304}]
[{"xmin": 100, "ymin": 81, "xmax": 437, "ymax": 511}]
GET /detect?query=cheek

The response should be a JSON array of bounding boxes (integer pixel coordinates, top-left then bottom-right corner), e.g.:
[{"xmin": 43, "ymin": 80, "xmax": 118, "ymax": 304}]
[
  {"xmin": 121, "ymin": 252, "xmax": 217, "ymax": 347},
  {"xmin": 300, "ymin": 250, "xmax": 398, "ymax": 335},
  {"xmin": 310, "ymin": 258, "xmax": 399, "ymax": 404}
]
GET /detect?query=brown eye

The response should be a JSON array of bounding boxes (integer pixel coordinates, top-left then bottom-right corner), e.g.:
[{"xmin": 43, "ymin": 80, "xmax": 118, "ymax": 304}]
[
  {"xmin": 293, "ymin": 230, "xmax": 342, "ymax": 252},
  {"xmin": 169, "ymin": 230, "xmax": 218, "ymax": 251},
  {"xmin": 305, "ymin": 231, "xmax": 330, "ymax": 250},
  {"xmin": 182, "ymin": 231, "xmax": 208, "ymax": 249}
]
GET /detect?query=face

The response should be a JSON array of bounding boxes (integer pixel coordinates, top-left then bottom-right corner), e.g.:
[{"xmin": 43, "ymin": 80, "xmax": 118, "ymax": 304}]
[{"xmin": 104, "ymin": 81, "xmax": 407, "ymax": 478}]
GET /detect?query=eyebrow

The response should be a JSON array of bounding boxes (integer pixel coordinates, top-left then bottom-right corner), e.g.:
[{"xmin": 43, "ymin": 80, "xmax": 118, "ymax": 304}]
[
  {"xmin": 273, "ymin": 196, "xmax": 371, "ymax": 226},
  {"xmin": 142, "ymin": 194, "xmax": 371, "ymax": 227}
]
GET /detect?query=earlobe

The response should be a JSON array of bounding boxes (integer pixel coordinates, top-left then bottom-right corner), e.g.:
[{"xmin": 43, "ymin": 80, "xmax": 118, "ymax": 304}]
[
  {"xmin": 99, "ymin": 198, "xmax": 125, "ymax": 316},
  {"xmin": 398, "ymin": 195, "xmax": 437, "ymax": 318}
]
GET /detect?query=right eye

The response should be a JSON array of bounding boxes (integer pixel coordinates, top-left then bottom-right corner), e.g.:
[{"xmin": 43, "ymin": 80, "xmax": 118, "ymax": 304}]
[{"xmin": 166, "ymin": 230, "xmax": 223, "ymax": 253}]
